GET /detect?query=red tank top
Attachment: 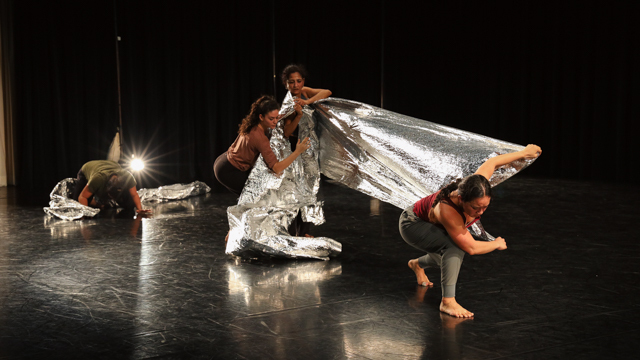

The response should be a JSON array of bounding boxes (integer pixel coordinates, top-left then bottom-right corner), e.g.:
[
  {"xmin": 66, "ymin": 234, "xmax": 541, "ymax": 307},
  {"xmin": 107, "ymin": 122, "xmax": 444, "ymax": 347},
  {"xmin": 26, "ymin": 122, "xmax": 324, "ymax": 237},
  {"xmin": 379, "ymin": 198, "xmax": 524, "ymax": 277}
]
[
  {"xmin": 413, "ymin": 191, "xmax": 440, "ymax": 221},
  {"xmin": 413, "ymin": 190, "xmax": 480, "ymax": 229}
]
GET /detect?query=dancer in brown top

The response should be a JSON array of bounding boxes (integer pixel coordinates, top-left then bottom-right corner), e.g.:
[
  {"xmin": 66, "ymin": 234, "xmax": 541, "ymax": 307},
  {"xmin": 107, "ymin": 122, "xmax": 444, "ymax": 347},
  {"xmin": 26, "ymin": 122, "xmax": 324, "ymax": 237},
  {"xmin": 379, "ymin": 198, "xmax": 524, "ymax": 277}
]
[
  {"xmin": 214, "ymin": 95, "xmax": 310, "ymax": 195},
  {"xmin": 399, "ymin": 144, "xmax": 542, "ymax": 317}
]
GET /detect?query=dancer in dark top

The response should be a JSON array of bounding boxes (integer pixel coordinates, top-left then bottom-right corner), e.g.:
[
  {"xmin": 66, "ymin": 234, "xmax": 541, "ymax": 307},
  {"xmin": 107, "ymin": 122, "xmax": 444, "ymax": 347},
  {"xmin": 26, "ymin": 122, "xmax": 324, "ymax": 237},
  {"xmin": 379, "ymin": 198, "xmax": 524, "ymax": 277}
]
[
  {"xmin": 278, "ymin": 64, "xmax": 331, "ymax": 237},
  {"xmin": 280, "ymin": 64, "xmax": 331, "ymax": 150},
  {"xmin": 399, "ymin": 144, "xmax": 542, "ymax": 317}
]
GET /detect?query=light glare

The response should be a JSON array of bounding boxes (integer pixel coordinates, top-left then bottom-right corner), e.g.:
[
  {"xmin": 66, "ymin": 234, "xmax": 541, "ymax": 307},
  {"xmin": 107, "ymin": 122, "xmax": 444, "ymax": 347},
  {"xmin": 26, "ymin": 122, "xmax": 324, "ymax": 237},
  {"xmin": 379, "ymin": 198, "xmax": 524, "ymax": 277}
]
[{"xmin": 131, "ymin": 158, "xmax": 145, "ymax": 171}]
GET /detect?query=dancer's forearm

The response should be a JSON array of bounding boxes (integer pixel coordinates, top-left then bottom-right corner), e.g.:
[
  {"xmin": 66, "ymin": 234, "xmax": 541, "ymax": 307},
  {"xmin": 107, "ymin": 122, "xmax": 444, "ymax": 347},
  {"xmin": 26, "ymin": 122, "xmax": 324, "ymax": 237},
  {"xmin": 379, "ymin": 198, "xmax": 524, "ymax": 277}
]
[
  {"xmin": 272, "ymin": 149, "xmax": 304, "ymax": 174},
  {"xmin": 476, "ymin": 144, "xmax": 541, "ymax": 179},
  {"xmin": 283, "ymin": 113, "xmax": 302, "ymax": 137},
  {"xmin": 302, "ymin": 87, "xmax": 332, "ymax": 104}
]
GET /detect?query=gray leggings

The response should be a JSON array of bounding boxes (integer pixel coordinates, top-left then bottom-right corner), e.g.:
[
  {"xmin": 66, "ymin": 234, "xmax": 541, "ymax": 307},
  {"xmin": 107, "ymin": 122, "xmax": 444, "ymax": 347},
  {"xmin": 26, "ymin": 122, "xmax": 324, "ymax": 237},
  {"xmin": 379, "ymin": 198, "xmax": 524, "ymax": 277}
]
[{"xmin": 399, "ymin": 206, "xmax": 465, "ymax": 297}]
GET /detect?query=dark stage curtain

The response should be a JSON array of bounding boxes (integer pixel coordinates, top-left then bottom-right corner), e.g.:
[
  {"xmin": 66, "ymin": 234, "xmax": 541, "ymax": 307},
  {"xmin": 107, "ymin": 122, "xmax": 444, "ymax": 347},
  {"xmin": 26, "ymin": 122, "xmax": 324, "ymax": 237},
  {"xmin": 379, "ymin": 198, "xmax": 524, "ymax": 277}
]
[
  {"xmin": 272, "ymin": 0, "xmax": 383, "ymax": 107},
  {"xmin": 13, "ymin": 2, "xmax": 119, "ymax": 201},
  {"xmin": 10, "ymin": 0, "xmax": 639, "ymax": 203},
  {"xmin": 384, "ymin": 1, "xmax": 638, "ymax": 182},
  {"xmin": 115, "ymin": 1, "xmax": 274, "ymax": 189}
]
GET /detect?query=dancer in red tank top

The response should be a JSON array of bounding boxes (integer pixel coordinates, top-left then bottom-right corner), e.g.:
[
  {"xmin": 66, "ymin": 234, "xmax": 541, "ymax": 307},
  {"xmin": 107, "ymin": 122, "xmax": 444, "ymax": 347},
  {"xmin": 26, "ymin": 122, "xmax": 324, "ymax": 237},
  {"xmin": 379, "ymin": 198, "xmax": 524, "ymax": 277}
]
[{"xmin": 399, "ymin": 144, "xmax": 542, "ymax": 318}]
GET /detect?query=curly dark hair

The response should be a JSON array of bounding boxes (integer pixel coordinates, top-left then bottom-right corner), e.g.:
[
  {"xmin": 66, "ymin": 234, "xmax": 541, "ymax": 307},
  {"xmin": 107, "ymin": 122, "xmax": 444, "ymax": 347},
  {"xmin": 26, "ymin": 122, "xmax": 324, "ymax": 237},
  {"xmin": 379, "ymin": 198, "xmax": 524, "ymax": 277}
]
[
  {"xmin": 281, "ymin": 64, "xmax": 308, "ymax": 88},
  {"xmin": 238, "ymin": 95, "xmax": 281, "ymax": 135},
  {"xmin": 433, "ymin": 174, "xmax": 492, "ymax": 208}
]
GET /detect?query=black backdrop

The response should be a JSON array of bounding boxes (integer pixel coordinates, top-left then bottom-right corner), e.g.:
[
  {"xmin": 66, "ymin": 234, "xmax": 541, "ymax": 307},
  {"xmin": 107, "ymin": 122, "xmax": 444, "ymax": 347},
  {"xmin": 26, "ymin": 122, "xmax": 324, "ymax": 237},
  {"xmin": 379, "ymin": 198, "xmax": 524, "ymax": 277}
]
[{"xmin": 11, "ymin": 0, "xmax": 639, "ymax": 202}]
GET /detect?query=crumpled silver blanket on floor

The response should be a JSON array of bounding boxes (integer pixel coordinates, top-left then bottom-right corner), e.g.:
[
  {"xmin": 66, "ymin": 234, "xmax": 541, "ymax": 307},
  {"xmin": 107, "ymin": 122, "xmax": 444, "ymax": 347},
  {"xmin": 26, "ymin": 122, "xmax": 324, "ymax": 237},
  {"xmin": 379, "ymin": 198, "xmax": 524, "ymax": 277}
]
[
  {"xmin": 226, "ymin": 95, "xmax": 538, "ymax": 259},
  {"xmin": 43, "ymin": 179, "xmax": 211, "ymax": 221}
]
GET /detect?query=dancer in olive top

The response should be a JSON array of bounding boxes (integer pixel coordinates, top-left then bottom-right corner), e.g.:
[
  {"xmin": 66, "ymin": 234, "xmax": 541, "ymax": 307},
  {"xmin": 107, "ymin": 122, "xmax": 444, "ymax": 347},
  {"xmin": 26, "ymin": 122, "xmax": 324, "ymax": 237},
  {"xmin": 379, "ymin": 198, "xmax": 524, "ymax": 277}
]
[
  {"xmin": 399, "ymin": 144, "xmax": 542, "ymax": 317},
  {"xmin": 73, "ymin": 160, "xmax": 150, "ymax": 215}
]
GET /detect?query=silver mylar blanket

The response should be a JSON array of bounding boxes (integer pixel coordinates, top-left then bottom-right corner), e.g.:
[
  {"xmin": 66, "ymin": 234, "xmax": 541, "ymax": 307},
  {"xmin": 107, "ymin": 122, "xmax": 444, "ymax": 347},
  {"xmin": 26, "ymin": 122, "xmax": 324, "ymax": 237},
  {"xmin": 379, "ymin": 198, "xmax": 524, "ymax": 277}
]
[
  {"xmin": 137, "ymin": 181, "xmax": 211, "ymax": 202},
  {"xmin": 226, "ymin": 94, "xmax": 537, "ymax": 258},
  {"xmin": 225, "ymin": 92, "xmax": 342, "ymax": 260},
  {"xmin": 44, "ymin": 179, "xmax": 211, "ymax": 220},
  {"xmin": 313, "ymin": 98, "xmax": 536, "ymax": 240},
  {"xmin": 43, "ymin": 178, "xmax": 101, "ymax": 220}
]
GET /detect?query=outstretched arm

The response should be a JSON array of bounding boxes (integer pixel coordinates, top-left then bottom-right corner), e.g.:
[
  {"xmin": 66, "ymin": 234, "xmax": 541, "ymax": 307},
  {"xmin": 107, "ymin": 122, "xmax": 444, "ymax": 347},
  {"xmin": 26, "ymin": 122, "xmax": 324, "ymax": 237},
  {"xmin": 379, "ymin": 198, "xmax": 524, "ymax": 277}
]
[
  {"xmin": 475, "ymin": 144, "xmax": 542, "ymax": 180},
  {"xmin": 299, "ymin": 86, "xmax": 331, "ymax": 105}
]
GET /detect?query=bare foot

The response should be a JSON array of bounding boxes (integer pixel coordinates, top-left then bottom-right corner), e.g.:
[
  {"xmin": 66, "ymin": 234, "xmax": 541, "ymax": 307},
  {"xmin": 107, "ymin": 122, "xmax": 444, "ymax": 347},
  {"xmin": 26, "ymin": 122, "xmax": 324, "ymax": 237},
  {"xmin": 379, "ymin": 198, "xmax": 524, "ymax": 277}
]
[
  {"xmin": 440, "ymin": 297, "xmax": 474, "ymax": 318},
  {"xmin": 408, "ymin": 259, "xmax": 433, "ymax": 287},
  {"xmin": 440, "ymin": 312, "xmax": 473, "ymax": 328},
  {"xmin": 304, "ymin": 234, "xmax": 314, "ymax": 238}
]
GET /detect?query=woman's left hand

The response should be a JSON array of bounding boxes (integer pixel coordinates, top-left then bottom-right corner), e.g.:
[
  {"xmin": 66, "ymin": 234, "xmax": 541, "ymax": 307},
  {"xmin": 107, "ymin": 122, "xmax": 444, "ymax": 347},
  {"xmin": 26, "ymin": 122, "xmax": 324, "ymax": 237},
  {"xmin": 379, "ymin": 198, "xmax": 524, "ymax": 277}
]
[{"xmin": 522, "ymin": 144, "xmax": 542, "ymax": 159}]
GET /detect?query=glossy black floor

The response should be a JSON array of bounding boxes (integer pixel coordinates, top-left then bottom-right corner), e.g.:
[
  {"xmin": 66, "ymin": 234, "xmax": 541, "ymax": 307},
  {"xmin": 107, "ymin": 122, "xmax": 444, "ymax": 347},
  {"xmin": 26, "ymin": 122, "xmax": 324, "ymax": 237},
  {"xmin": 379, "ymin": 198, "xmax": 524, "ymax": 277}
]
[{"xmin": 0, "ymin": 177, "xmax": 638, "ymax": 360}]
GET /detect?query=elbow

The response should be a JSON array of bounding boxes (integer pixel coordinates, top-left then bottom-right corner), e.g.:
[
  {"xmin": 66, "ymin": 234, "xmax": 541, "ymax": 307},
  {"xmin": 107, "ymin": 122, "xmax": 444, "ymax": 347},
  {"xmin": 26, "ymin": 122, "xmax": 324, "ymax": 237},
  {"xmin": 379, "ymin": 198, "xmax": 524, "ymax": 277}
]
[{"xmin": 461, "ymin": 245, "xmax": 477, "ymax": 255}]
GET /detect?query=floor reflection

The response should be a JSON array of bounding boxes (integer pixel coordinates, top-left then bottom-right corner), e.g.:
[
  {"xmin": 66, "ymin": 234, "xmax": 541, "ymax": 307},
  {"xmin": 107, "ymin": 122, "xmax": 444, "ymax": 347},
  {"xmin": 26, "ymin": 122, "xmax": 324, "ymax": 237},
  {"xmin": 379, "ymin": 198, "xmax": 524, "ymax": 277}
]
[
  {"xmin": 44, "ymin": 214, "xmax": 143, "ymax": 240},
  {"xmin": 408, "ymin": 285, "xmax": 474, "ymax": 360},
  {"xmin": 226, "ymin": 259, "xmax": 345, "ymax": 358},
  {"xmin": 2, "ymin": 178, "xmax": 638, "ymax": 358},
  {"xmin": 142, "ymin": 193, "xmax": 212, "ymax": 219},
  {"xmin": 226, "ymin": 259, "xmax": 342, "ymax": 312}
]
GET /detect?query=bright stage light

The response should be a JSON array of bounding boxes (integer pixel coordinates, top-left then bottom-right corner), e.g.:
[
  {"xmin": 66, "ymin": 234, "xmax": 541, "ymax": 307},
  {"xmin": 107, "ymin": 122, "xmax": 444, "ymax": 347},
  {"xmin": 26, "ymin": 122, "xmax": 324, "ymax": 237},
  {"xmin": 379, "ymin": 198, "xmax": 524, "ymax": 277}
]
[{"xmin": 131, "ymin": 158, "xmax": 145, "ymax": 171}]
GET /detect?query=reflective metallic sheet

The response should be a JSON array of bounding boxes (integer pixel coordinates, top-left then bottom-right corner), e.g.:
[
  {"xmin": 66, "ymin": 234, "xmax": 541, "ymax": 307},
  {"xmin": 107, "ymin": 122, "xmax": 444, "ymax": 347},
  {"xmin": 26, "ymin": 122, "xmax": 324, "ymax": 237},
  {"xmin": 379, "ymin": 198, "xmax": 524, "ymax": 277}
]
[
  {"xmin": 43, "ymin": 178, "xmax": 101, "ymax": 220},
  {"xmin": 44, "ymin": 179, "xmax": 211, "ymax": 221},
  {"xmin": 314, "ymin": 98, "xmax": 537, "ymax": 208},
  {"xmin": 226, "ymin": 92, "xmax": 341, "ymax": 260},
  {"xmin": 226, "ymin": 95, "xmax": 537, "ymax": 256},
  {"xmin": 313, "ymin": 98, "xmax": 537, "ymax": 241},
  {"xmin": 137, "ymin": 181, "xmax": 211, "ymax": 202}
]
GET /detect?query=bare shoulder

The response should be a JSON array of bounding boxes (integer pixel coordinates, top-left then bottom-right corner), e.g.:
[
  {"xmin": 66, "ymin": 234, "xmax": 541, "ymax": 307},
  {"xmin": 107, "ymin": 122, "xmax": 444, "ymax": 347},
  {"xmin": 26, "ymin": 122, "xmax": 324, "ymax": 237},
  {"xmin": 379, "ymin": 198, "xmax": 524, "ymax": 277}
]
[{"xmin": 436, "ymin": 202, "xmax": 464, "ymax": 229}]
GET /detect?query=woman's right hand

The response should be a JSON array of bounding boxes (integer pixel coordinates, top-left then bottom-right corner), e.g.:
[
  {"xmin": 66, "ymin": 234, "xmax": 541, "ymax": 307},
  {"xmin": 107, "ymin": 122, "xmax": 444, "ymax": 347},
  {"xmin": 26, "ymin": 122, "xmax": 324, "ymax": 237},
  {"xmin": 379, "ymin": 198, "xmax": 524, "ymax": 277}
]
[
  {"xmin": 495, "ymin": 237, "xmax": 507, "ymax": 250},
  {"xmin": 296, "ymin": 137, "xmax": 311, "ymax": 154}
]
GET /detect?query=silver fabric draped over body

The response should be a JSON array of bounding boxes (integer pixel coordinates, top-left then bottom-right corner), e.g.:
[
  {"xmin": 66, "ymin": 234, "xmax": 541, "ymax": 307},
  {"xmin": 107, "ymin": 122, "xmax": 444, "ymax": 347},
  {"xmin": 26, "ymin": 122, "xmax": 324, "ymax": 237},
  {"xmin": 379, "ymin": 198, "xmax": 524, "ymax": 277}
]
[
  {"xmin": 225, "ymin": 93, "xmax": 342, "ymax": 260},
  {"xmin": 44, "ymin": 179, "xmax": 211, "ymax": 220},
  {"xmin": 226, "ymin": 95, "xmax": 537, "ymax": 258}
]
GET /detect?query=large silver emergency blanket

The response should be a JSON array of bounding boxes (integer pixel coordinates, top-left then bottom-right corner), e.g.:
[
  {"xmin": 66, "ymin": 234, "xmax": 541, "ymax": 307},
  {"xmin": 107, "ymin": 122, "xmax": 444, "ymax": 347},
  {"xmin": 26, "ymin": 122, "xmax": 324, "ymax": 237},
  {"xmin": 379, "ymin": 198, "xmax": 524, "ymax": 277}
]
[
  {"xmin": 314, "ymin": 98, "xmax": 536, "ymax": 240},
  {"xmin": 226, "ymin": 92, "xmax": 341, "ymax": 260},
  {"xmin": 226, "ymin": 95, "xmax": 537, "ymax": 257},
  {"xmin": 43, "ymin": 178, "xmax": 211, "ymax": 220},
  {"xmin": 315, "ymin": 99, "xmax": 535, "ymax": 206}
]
